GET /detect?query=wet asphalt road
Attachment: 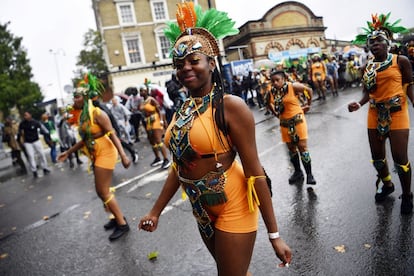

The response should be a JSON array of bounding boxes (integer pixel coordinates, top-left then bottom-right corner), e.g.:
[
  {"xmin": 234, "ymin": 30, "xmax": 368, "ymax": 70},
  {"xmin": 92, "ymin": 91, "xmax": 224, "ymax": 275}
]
[{"xmin": 0, "ymin": 87, "xmax": 413, "ymax": 275}]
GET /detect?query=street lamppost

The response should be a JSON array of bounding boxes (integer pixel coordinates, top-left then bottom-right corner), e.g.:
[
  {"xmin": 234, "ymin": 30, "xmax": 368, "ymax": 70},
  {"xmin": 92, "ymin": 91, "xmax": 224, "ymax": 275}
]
[{"xmin": 49, "ymin": 48, "xmax": 65, "ymax": 106}]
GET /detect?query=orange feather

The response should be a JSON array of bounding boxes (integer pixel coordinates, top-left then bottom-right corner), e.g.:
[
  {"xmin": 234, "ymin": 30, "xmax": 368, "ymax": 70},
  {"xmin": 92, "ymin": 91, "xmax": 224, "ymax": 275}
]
[{"xmin": 176, "ymin": 2, "xmax": 196, "ymax": 32}]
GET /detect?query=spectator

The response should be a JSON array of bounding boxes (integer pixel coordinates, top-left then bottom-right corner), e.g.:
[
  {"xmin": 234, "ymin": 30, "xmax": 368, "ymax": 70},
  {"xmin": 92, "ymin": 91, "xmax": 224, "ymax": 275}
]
[
  {"xmin": 57, "ymin": 107, "xmax": 83, "ymax": 168},
  {"xmin": 124, "ymin": 87, "xmax": 144, "ymax": 142},
  {"xmin": 110, "ymin": 96, "xmax": 133, "ymax": 145},
  {"xmin": 3, "ymin": 117, "xmax": 27, "ymax": 174},
  {"xmin": 18, "ymin": 111, "xmax": 51, "ymax": 178},
  {"xmin": 41, "ymin": 113, "xmax": 59, "ymax": 163}
]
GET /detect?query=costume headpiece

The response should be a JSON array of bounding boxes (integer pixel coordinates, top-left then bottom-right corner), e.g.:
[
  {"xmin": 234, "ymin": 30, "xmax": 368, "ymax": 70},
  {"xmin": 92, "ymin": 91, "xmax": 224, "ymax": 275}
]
[
  {"xmin": 143, "ymin": 78, "xmax": 151, "ymax": 90},
  {"xmin": 353, "ymin": 12, "xmax": 408, "ymax": 45},
  {"xmin": 75, "ymin": 73, "xmax": 104, "ymax": 100},
  {"xmin": 164, "ymin": 1, "xmax": 239, "ymax": 61},
  {"xmin": 75, "ymin": 73, "xmax": 105, "ymax": 148}
]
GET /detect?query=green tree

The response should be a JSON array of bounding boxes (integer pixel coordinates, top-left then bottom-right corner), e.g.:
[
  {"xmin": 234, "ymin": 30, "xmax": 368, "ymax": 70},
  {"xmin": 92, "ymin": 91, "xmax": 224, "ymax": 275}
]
[
  {"xmin": 75, "ymin": 29, "xmax": 108, "ymax": 84},
  {"xmin": 0, "ymin": 22, "xmax": 43, "ymax": 117},
  {"xmin": 0, "ymin": 22, "xmax": 44, "ymax": 118}
]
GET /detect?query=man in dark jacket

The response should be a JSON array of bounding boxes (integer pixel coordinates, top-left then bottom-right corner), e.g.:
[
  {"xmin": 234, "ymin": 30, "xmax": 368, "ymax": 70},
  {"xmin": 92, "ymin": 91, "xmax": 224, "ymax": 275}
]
[{"xmin": 18, "ymin": 112, "xmax": 51, "ymax": 178}]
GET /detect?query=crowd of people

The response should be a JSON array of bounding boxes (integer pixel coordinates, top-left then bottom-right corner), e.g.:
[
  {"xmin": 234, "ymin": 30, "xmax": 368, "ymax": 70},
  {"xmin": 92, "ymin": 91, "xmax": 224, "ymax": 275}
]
[{"xmin": 1, "ymin": 5, "xmax": 413, "ymax": 275}]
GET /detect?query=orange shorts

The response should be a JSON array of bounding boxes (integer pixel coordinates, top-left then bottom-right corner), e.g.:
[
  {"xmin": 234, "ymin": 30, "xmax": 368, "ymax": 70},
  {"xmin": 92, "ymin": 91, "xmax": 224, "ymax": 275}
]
[
  {"xmin": 206, "ymin": 161, "xmax": 259, "ymax": 233},
  {"xmin": 367, "ymin": 103, "xmax": 410, "ymax": 130},
  {"xmin": 145, "ymin": 113, "xmax": 163, "ymax": 131},
  {"xmin": 93, "ymin": 136, "xmax": 117, "ymax": 170},
  {"xmin": 280, "ymin": 116, "xmax": 308, "ymax": 143}
]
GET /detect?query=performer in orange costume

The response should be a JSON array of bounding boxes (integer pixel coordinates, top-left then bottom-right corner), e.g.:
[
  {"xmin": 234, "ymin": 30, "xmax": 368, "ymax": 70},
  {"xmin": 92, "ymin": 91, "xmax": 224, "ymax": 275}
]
[
  {"xmin": 139, "ymin": 2, "xmax": 291, "ymax": 274},
  {"xmin": 348, "ymin": 13, "xmax": 414, "ymax": 214},
  {"xmin": 310, "ymin": 54, "xmax": 327, "ymax": 100},
  {"xmin": 58, "ymin": 73, "xmax": 132, "ymax": 240},
  {"xmin": 139, "ymin": 85, "xmax": 171, "ymax": 169},
  {"xmin": 268, "ymin": 70, "xmax": 316, "ymax": 185}
]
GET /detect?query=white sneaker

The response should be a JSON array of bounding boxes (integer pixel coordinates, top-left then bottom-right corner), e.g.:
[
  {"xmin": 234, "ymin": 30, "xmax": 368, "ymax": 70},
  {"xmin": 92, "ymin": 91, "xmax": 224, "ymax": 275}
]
[
  {"xmin": 161, "ymin": 159, "xmax": 171, "ymax": 169},
  {"xmin": 132, "ymin": 152, "xmax": 139, "ymax": 164},
  {"xmin": 150, "ymin": 157, "xmax": 162, "ymax": 167}
]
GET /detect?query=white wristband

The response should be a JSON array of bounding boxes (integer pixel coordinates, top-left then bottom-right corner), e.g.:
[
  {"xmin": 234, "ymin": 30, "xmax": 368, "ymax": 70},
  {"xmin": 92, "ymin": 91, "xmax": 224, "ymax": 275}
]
[
  {"xmin": 268, "ymin": 232, "xmax": 280, "ymax": 240},
  {"xmin": 356, "ymin": 102, "xmax": 362, "ymax": 108}
]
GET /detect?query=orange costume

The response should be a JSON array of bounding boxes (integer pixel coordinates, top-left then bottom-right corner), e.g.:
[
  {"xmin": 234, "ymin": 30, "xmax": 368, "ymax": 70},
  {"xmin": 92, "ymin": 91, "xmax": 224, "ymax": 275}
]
[
  {"xmin": 365, "ymin": 54, "xmax": 409, "ymax": 133},
  {"xmin": 79, "ymin": 107, "xmax": 117, "ymax": 170},
  {"xmin": 165, "ymin": 93, "xmax": 259, "ymax": 239},
  {"xmin": 142, "ymin": 99, "xmax": 163, "ymax": 131},
  {"xmin": 311, "ymin": 61, "xmax": 326, "ymax": 82},
  {"xmin": 276, "ymin": 83, "xmax": 308, "ymax": 143}
]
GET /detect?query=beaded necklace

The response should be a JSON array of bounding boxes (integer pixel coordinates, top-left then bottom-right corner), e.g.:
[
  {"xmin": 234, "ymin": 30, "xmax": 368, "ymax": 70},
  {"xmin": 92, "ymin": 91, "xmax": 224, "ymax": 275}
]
[
  {"xmin": 169, "ymin": 88, "xmax": 216, "ymax": 170},
  {"xmin": 363, "ymin": 53, "xmax": 393, "ymax": 92},
  {"xmin": 272, "ymin": 82, "xmax": 288, "ymax": 115}
]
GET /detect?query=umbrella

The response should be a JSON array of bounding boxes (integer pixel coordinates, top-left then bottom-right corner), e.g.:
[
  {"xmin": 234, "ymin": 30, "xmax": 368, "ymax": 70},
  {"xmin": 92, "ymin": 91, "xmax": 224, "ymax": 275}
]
[
  {"xmin": 254, "ymin": 59, "xmax": 276, "ymax": 70},
  {"xmin": 343, "ymin": 45, "xmax": 363, "ymax": 55}
]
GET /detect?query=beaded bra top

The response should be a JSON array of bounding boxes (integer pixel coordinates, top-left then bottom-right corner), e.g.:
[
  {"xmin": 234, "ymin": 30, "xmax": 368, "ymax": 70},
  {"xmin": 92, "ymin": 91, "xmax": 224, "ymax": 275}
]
[
  {"xmin": 271, "ymin": 82, "xmax": 289, "ymax": 115},
  {"xmin": 169, "ymin": 90, "xmax": 220, "ymax": 170},
  {"xmin": 363, "ymin": 53, "xmax": 393, "ymax": 92}
]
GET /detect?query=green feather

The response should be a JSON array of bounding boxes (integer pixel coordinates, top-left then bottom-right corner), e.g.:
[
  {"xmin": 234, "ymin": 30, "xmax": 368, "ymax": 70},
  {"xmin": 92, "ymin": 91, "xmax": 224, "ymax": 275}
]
[{"xmin": 163, "ymin": 4, "xmax": 239, "ymax": 45}]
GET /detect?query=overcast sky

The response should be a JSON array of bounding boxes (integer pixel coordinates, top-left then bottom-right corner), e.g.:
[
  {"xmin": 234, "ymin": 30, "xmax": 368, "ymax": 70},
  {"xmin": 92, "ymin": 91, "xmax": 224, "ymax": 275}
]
[{"xmin": 1, "ymin": 0, "xmax": 413, "ymax": 101}]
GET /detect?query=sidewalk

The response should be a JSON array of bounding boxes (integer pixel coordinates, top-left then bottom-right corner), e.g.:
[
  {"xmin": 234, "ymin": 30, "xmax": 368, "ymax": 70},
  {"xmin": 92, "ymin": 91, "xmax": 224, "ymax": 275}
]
[{"xmin": 0, "ymin": 148, "xmax": 16, "ymax": 183}]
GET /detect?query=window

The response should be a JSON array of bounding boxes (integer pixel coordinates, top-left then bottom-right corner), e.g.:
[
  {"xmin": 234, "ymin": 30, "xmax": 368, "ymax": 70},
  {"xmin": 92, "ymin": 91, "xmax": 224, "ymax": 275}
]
[
  {"xmin": 150, "ymin": 0, "xmax": 168, "ymax": 21},
  {"xmin": 154, "ymin": 27, "xmax": 171, "ymax": 60},
  {"xmin": 122, "ymin": 33, "xmax": 144, "ymax": 65},
  {"xmin": 158, "ymin": 36, "xmax": 171, "ymax": 59},
  {"xmin": 126, "ymin": 38, "xmax": 141, "ymax": 63},
  {"xmin": 116, "ymin": 2, "xmax": 136, "ymax": 26}
]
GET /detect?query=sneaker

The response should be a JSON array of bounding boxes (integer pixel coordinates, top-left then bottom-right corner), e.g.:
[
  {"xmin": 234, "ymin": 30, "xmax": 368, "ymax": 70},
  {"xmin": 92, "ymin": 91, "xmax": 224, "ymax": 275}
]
[
  {"xmin": 150, "ymin": 157, "xmax": 162, "ymax": 167},
  {"xmin": 306, "ymin": 174, "xmax": 316, "ymax": 185},
  {"xmin": 161, "ymin": 159, "xmax": 171, "ymax": 169},
  {"xmin": 375, "ymin": 183, "xmax": 394, "ymax": 202},
  {"xmin": 132, "ymin": 152, "xmax": 139, "ymax": 164},
  {"xmin": 43, "ymin": 168, "xmax": 51, "ymax": 175},
  {"xmin": 104, "ymin": 218, "xmax": 117, "ymax": 230},
  {"xmin": 289, "ymin": 170, "xmax": 304, "ymax": 184},
  {"xmin": 77, "ymin": 159, "xmax": 83, "ymax": 165},
  {"xmin": 400, "ymin": 193, "xmax": 413, "ymax": 215},
  {"xmin": 109, "ymin": 222, "xmax": 130, "ymax": 241},
  {"xmin": 33, "ymin": 171, "xmax": 38, "ymax": 178}
]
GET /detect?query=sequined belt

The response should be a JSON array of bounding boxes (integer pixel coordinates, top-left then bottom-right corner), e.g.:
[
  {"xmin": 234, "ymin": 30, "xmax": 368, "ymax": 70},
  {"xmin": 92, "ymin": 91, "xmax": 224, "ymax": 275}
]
[
  {"xmin": 370, "ymin": 95, "xmax": 402, "ymax": 136},
  {"xmin": 280, "ymin": 114, "xmax": 303, "ymax": 143},
  {"xmin": 178, "ymin": 170, "xmax": 227, "ymax": 239}
]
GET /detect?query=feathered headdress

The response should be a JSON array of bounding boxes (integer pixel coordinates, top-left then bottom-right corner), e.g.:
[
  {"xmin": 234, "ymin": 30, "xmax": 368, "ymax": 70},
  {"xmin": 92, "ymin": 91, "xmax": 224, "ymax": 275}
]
[
  {"xmin": 164, "ymin": 1, "xmax": 239, "ymax": 60},
  {"xmin": 353, "ymin": 12, "xmax": 408, "ymax": 45},
  {"xmin": 75, "ymin": 73, "xmax": 104, "ymax": 99},
  {"xmin": 74, "ymin": 73, "xmax": 105, "ymax": 153}
]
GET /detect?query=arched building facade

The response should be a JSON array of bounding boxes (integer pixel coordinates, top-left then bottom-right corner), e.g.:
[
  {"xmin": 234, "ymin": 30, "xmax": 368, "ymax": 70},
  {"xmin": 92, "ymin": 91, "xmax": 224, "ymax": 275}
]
[{"xmin": 223, "ymin": 1, "xmax": 347, "ymax": 66}]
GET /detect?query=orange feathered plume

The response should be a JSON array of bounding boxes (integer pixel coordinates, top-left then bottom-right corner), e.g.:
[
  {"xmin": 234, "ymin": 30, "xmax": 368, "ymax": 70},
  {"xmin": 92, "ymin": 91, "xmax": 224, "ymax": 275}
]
[
  {"xmin": 371, "ymin": 13, "xmax": 387, "ymax": 30},
  {"xmin": 371, "ymin": 14, "xmax": 380, "ymax": 29},
  {"xmin": 176, "ymin": 1, "xmax": 197, "ymax": 32}
]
